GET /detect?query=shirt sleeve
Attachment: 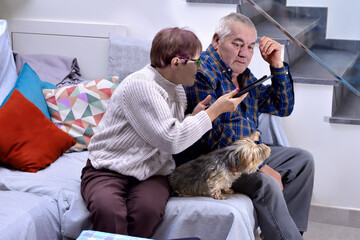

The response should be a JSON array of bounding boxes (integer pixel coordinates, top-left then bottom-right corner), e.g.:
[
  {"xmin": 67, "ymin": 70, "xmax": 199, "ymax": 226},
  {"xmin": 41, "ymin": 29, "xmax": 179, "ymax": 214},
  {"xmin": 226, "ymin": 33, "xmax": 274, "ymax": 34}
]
[
  {"xmin": 257, "ymin": 63, "xmax": 294, "ymax": 116},
  {"xmin": 185, "ymin": 72, "xmax": 240, "ymax": 149},
  {"xmin": 185, "ymin": 63, "xmax": 294, "ymax": 150}
]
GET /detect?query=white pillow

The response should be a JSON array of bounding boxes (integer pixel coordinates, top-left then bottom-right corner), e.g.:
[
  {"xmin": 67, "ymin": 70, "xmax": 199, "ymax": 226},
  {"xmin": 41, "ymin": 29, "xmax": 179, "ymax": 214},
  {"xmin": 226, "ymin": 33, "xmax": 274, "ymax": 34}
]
[{"xmin": 0, "ymin": 20, "xmax": 17, "ymax": 105}]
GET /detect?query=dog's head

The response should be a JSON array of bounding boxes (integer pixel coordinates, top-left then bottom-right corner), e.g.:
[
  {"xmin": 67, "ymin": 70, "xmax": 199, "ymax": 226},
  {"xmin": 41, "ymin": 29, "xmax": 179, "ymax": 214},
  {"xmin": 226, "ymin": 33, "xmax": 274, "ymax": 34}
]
[{"xmin": 229, "ymin": 131, "xmax": 270, "ymax": 173}]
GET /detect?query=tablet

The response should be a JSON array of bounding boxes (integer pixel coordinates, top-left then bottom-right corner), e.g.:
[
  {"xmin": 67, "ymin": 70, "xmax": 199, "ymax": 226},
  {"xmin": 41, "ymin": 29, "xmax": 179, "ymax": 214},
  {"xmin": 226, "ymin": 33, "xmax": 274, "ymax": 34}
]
[{"xmin": 234, "ymin": 74, "xmax": 273, "ymax": 98}]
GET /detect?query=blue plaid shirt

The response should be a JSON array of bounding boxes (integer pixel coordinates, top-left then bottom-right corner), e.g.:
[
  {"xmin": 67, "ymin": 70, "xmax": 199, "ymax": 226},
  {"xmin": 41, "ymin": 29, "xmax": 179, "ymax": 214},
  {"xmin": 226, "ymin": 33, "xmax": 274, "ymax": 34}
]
[{"xmin": 184, "ymin": 45, "xmax": 294, "ymax": 150}]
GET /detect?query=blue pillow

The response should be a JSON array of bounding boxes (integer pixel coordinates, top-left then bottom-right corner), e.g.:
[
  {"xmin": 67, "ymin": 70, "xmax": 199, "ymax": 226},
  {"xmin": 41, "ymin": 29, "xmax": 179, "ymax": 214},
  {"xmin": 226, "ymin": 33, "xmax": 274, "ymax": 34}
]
[
  {"xmin": 41, "ymin": 80, "xmax": 58, "ymax": 90},
  {"xmin": 0, "ymin": 63, "xmax": 57, "ymax": 120}
]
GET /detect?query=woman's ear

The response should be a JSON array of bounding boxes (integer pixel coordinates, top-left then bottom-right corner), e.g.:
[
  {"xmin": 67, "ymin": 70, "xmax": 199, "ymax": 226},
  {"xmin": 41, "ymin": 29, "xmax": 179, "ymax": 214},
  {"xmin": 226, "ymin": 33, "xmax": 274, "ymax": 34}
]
[
  {"xmin": 212, "ymin": 33, "xmax": 220, "ymax": 51},
  {"xmin": 170, "ymin": 57, "xmax": 179, "ymax": 69}
]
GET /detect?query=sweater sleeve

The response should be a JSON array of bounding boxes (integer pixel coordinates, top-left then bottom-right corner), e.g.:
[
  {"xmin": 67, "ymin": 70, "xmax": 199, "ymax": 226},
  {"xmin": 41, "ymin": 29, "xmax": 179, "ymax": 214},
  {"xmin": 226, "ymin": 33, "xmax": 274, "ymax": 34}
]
[{"xmin": 120, "ymin": 77, "xmax": 212, "ymax": 154}]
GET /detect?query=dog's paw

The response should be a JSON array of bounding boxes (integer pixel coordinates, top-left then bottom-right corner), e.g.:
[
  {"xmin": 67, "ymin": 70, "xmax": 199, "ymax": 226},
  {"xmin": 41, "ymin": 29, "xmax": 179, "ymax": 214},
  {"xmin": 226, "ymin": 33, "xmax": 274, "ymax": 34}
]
[
  {"xmin": 177, "ymin": 192, "xmax": 192, "ymax": 197},
  {"xmin": 213, "ymin": 194, "xmax": 228, "ymax": 200},
  {"xmin": 211, "ymin": 190, "xmax": 228, "ymax": 200},
  {"xmin": 222, "ymin": 188, "xmax": 235, "ymax": 194}
]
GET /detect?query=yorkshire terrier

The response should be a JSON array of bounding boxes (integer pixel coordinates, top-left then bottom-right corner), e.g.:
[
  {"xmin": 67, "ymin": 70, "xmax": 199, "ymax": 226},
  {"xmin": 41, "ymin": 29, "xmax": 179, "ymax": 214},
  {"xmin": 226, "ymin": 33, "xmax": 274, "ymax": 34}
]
[{"xmin": 169, "ymin": 131, "xmax": 271, "ymax": 200}]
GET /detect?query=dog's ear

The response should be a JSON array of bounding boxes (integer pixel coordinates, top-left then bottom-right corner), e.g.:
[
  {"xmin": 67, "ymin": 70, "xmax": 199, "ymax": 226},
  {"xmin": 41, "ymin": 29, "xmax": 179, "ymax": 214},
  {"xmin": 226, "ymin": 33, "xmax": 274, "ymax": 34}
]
[
  {"xmin": 248, "ymin": 131, "xmax": 260, "ymax": 142},
  {"xmin": 233, "ymin": 131, "xmax": 260, "ymax": 145},
  {"xmin": 238, "ymin": 143, "xmax": 265, "ymax": 171}
]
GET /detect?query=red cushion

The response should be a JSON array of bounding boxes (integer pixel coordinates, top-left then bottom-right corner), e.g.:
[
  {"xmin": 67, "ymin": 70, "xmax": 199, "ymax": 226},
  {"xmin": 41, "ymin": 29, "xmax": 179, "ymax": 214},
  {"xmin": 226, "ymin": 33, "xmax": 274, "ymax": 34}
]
[{"xmin": 0, "ymin": 89, "xmax": 76, "ymax": 172}]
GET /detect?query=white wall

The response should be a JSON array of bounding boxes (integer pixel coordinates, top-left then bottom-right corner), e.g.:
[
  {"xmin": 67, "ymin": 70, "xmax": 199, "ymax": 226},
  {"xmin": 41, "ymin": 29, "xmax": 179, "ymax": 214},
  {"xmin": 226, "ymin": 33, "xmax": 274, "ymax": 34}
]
[
  {"xmin": 286, "ymin": 0, "xmax": 360, "ymax": 210},
  {"xmin": 1, "ymin": 0, "xmax": 360, "ymax": 211},
  {"xmin": 283, "ymin": 84, "xmax": 360, "ymax": 209},
  {"xmin": 0, "ymin": 0, "xmax": 237, "ymax": 49}
]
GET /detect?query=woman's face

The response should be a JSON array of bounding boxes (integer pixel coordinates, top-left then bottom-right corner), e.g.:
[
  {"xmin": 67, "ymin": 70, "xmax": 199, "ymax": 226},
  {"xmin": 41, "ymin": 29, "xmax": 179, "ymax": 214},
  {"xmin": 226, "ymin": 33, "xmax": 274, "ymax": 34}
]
[{"xmin": 173, "ymin": 51, "xmax": 202, "ymax": 86}]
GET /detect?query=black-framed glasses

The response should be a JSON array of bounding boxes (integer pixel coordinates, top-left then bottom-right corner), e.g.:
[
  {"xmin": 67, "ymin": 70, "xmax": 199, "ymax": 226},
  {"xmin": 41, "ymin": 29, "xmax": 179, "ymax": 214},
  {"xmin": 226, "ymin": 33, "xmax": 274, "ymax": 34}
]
[{"xmin": 178, "ymin": 57, "xmax": 202, "ymax": 68}]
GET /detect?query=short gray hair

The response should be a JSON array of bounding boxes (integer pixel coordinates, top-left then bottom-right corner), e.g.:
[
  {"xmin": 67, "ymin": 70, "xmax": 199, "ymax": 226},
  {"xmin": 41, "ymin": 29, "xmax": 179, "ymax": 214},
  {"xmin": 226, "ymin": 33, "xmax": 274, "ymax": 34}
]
[{"xmin": 215, "ymin": 13, "xmax": 257, "ymax": 40}]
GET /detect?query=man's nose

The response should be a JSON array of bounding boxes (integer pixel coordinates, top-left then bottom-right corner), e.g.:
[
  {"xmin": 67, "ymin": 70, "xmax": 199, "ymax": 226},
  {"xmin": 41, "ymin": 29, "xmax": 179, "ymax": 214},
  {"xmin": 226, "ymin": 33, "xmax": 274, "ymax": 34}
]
[{"xmin": 238, "ymin": 46, "xmax": 249, "ymax": 57}]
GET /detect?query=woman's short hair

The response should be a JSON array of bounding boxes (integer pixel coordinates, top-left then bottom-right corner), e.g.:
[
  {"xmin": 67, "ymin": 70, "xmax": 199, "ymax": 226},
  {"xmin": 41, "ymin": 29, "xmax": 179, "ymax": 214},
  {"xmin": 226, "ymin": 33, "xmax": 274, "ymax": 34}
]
[
  {"xmin": 150, "ymin": 27, "xmax": 202, "ymax": 68},
  {"xmin": 215, "ymin": 13, "xmax": 257, "ymax": 40}
]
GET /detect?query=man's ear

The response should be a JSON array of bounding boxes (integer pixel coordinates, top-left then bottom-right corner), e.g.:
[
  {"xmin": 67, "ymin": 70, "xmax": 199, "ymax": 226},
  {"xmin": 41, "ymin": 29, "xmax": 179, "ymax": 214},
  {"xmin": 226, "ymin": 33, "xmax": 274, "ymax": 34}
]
[{"xmin": 212, "ymin": 33, "xmax": 220, "ymax": 51}]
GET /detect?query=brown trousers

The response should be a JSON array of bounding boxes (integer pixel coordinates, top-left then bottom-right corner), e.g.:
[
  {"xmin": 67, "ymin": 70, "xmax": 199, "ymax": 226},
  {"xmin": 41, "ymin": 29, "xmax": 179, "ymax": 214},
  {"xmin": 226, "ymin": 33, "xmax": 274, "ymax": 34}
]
[{"xmin": 81, "ymin": 160, "xmax": 171, "ymax": 238}]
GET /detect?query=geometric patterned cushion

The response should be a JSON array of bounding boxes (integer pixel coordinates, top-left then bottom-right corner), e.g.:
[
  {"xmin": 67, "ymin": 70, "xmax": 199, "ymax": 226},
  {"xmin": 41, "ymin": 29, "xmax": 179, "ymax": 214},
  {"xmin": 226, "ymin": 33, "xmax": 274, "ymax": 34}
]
[{"xmin": 43, "ymin": 76, "xmax": 119, "ymax": 151}]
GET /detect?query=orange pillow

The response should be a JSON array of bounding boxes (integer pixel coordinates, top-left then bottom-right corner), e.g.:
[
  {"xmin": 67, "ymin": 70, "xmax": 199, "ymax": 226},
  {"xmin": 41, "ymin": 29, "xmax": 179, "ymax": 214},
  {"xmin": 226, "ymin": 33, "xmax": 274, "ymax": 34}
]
[{"xmin": 0, "ymin": 89, "xmax": 76, "ymax": 172}]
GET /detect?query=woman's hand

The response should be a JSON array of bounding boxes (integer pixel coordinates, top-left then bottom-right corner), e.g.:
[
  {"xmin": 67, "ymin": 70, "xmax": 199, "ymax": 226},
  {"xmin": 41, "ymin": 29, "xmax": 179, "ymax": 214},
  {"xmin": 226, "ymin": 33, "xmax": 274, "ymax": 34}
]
[{"xmin": 204, "ymin": 88, "xmax": 247, "ymax": 121}]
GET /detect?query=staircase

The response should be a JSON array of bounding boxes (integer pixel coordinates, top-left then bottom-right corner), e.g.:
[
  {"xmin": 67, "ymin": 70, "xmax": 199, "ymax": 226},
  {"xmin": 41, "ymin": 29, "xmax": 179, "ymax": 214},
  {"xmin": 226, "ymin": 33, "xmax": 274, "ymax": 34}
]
[{"xmin": 187, "ymin": 0, "xmax": 360, "ymax": 125}]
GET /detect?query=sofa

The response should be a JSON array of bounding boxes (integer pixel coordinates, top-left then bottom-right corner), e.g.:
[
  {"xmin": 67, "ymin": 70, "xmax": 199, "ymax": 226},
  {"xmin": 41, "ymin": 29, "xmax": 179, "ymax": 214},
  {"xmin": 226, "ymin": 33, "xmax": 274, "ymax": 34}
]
[{"xmin": 0, "ymin": 19, "xmax": 289, "ymax": 240}]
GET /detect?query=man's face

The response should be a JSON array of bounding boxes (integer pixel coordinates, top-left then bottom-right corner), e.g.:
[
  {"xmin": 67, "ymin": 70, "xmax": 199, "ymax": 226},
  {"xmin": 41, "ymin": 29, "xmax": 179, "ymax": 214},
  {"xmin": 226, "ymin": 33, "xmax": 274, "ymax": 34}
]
[{"xmin": 212, "ymin": 22, "xmax": 256, "ymax": 76}]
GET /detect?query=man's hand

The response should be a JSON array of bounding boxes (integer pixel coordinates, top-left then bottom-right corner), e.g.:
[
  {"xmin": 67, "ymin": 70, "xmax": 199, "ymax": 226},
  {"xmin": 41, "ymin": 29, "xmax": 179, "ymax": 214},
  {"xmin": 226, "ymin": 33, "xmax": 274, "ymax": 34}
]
[
  {"xmin": 259, "ymin": 164, "xmax": 284, "ymax": 191},
  {"xmin": 259, "ymin": 36, "xmax": 284, "ymax": 69}
]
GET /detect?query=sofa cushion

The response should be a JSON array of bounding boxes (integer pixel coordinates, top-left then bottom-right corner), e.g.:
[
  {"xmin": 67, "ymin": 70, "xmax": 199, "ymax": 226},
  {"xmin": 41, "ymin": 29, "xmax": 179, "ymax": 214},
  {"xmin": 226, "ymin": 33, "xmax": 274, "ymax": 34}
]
[
  {"xmin": 43, "ymin": 76, "xmax": 119, "ymax": 151},
  {"xmin": 0, "ymin": 89, "xmax": 76, "ymax": 172},
  {"xmin": 0, "ymin": 63, "xmax": 57, "ymax": 120},
  {"xmin": 107, "ymin": 33, "xmax": 151, "ymax": 82}
]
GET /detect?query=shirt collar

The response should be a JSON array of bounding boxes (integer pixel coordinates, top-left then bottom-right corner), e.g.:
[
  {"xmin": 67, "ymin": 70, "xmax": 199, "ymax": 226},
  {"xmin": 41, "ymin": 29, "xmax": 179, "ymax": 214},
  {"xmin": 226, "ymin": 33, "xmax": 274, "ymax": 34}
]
[{"xmin": 205, "ymin": 45, "xmax": 233, "ymax": 78}]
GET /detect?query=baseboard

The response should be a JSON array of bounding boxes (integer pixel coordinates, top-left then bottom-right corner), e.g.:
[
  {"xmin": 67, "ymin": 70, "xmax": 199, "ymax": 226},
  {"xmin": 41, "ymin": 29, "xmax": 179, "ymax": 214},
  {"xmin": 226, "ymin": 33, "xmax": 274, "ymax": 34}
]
[{"xmin": 309, "ymin": 204, "xmax": 360, "ymax": 228}]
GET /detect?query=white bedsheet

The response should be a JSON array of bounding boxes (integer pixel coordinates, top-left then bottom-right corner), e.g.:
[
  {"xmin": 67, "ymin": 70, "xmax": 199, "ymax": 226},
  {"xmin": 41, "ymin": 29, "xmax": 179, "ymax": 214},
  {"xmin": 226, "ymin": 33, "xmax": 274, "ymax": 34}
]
[
  {"xmin": 153, "ymin": 195, "xmax": 258, "ymax": 240},
  {"xmin": 0, "ymin": 151, "xmax": 258, "ymax": 240},
  {"xmin": 0, "ymin": 191, "xmax": 60, "ymax": 240},
  {"xmin": 0, "ymin": 152, "xmax": 91, "ymax": 240}
]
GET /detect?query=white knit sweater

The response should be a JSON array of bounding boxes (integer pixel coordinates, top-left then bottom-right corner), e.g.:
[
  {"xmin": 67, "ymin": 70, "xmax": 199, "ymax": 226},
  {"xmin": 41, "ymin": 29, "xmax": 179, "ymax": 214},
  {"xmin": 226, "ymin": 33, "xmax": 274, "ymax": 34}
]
[{"xmin": 88, "ymin": 65, "xmax": 212, "ymax": 180}]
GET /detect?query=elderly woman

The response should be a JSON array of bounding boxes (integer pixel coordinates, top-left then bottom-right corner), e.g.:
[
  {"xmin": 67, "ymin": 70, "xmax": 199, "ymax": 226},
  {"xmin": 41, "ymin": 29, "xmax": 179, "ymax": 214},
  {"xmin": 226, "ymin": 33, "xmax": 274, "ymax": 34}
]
[{"xmin": 80, "ymin": 27, "xmax": 246, "ymax": 238}]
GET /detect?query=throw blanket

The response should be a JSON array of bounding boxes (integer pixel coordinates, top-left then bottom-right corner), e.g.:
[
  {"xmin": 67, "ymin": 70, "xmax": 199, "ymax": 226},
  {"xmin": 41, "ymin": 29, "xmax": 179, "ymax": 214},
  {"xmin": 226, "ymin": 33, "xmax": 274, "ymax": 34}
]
[
  {"xmin": 13, "ymin": 52, "xmax": 84, "ymax": 87},
  {"xmin": 258, "ymin": 113, "xmax": 290, "ymax": 146}
]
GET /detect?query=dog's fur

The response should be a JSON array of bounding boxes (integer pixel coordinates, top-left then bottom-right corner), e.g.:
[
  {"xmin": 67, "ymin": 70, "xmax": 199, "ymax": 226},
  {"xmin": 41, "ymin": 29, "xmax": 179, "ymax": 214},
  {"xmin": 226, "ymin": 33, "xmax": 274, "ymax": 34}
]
[{"xmin": 169, "ymin": 131, "xmax": 270, "ymax": 200}]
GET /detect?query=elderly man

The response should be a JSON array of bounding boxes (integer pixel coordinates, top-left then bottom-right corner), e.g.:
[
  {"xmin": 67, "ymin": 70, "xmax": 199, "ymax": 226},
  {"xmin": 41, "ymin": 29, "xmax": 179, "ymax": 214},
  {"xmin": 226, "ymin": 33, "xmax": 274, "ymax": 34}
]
[{"xmin": 175, "ymin": 13, "xmax": 314, "ymax": 240}]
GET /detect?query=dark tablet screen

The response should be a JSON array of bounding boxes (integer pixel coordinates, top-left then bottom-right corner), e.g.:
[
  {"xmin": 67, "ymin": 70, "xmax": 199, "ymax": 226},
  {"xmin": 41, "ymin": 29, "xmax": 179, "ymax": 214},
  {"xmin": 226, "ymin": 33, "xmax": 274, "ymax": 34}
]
[{"xmin": 234, "ymin": 75, "xmax": 273, "ymax": 98}]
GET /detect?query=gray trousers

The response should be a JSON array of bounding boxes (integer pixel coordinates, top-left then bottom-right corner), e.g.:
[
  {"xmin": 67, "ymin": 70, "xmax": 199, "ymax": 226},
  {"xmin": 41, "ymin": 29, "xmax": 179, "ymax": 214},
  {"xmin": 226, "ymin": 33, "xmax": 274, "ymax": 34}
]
[{"xmin": 232, "ymin": 146, "xmax": 314, "ymax": 240}]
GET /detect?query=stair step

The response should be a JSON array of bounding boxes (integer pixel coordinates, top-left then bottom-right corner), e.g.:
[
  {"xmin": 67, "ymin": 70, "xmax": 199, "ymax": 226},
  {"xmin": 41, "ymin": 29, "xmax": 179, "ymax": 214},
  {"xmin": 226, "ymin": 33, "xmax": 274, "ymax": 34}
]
[
  {"xmin": 291, "ymin": 48, "xmax": 360, "ymax": 85},
  {"xmin": 239, "ymin": 1, "xmax": 325, "ymax": 65},
  {"xmin": 186, "ymin": 0, "xmax": 238, "ymax": 4},
  {"xmin": 325, "ymin": 91, "xmax": 360, "ymax": 125},
  {"xmin": 256, "ymin": 16, "xmax": 320, "ymax": 45},
  {"xmin": 341, "ymin": 58, "xmax": 360, "ymax": 91}
]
